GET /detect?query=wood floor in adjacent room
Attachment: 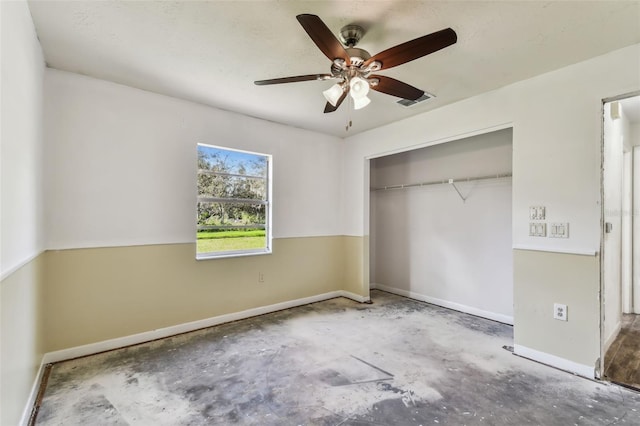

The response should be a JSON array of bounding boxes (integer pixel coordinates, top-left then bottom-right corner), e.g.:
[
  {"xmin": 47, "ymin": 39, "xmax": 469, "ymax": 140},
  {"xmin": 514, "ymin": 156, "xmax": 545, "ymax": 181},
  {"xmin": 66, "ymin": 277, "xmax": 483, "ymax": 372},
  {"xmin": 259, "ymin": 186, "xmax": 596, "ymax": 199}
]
[
  {"xmin": 605, "ymin": 313, "xmax": 640, "ymax": 390},
  {"xmin": 33, "ymin": 291, "xmax": 639, "ymax": 425}
]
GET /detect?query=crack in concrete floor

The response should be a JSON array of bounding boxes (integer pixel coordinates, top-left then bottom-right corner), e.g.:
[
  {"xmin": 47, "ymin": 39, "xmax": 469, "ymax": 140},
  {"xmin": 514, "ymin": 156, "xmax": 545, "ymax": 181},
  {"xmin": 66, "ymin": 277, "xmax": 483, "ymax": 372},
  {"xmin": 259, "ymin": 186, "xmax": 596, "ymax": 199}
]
[{"xmin": 34, "ymin": 291, "xmax": 640, "ymax": 425}]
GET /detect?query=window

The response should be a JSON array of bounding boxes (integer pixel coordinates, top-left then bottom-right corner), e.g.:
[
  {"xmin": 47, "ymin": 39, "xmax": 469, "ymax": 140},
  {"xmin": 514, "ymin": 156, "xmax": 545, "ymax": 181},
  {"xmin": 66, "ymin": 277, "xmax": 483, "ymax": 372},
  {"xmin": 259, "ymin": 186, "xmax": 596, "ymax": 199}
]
[{"xmin": 196, "ymin": 144, "xmax": 271, "ymax": 259}]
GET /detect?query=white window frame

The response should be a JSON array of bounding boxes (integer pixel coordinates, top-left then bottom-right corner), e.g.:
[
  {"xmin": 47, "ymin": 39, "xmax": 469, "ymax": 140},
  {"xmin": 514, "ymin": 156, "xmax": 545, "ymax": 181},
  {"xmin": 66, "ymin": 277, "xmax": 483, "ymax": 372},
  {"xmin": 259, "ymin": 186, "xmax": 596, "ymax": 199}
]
[{"xmin": 196, "ymin": 144, "xmax": 272, "ymax": 260}]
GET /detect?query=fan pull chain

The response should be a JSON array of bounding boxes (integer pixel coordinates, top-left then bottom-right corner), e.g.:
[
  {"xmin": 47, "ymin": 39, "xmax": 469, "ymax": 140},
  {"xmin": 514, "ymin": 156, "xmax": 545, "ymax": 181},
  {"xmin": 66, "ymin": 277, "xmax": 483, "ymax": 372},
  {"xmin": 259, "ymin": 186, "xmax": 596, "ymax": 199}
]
[{"xmin": 346, "ymin": 95, "xmax": 353, "ymax": 131}]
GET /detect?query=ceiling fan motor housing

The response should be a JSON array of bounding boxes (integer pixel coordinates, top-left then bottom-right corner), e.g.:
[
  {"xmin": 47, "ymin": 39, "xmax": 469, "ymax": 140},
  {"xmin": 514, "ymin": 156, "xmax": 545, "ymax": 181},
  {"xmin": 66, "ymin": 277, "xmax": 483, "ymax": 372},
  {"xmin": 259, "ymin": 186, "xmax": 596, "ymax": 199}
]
[
  {"xmin": 345, "ymin": 47, "xmax": 370, "ymax": 67},
  {"xmin": 339, "ymin": 24, "xmax": 365, "ymax": 47}
]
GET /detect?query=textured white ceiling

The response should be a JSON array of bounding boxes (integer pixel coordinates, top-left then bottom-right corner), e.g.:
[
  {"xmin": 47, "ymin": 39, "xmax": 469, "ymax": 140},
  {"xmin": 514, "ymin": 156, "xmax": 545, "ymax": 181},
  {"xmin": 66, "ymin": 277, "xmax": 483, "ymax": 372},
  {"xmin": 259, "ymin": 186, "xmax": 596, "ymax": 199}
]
[{"xmin": 27, "ymin": 1, "xmax": 640, "ymax": 137}]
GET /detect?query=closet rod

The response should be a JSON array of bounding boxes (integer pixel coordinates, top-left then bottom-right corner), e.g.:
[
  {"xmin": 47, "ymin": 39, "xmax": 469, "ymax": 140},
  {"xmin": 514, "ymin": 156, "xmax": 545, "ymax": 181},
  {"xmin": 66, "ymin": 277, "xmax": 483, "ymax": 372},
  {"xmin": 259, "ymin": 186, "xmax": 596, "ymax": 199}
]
[{"xmin": 371, "ymin": 172, "xmax": 512, "ymax": 191}]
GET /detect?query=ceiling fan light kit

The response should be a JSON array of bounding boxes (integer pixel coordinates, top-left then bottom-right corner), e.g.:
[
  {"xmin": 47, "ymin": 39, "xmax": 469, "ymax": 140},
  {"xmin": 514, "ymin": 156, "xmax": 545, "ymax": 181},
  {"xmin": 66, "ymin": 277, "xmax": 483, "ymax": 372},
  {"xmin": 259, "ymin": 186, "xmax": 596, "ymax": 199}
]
[
  {"xmin": 352, "ymin": 95, "xmax": 371, "ymax": 110},
  {"xmin": 323, "ymin": 83, "xmax": 345, "ymax": 107},
  {"xmin": 254, "ymin": 14, "xmax": 457, "ymax": 116},
  {"xmin": 349, "ymin": 76, "xmax": 369, "ymax": 97},
  {"xmin": 349, "ymin": 76, "xmax": 371, "ymax": 109}
]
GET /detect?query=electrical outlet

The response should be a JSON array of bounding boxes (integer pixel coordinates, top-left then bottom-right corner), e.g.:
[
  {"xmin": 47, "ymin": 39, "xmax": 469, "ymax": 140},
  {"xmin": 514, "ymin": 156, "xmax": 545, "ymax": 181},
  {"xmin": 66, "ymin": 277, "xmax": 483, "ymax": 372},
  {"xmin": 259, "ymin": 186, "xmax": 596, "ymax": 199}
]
[
  {"xmin": 554, "ymin": 303, "xmax": 568, "ymax": 321},
  {"xmin": 258, "ymin": 272, "xmax": 264, "ymax": 283}
]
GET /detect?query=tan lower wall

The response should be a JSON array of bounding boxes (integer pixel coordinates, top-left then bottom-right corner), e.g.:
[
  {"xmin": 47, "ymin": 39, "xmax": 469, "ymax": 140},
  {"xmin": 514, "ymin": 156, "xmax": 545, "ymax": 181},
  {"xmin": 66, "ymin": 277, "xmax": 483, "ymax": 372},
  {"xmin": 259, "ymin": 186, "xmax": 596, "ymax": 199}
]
[
  {"xmin": 43, "ymin": 236, "xmax": 355, "ymax": 352},
  {"xmin": 1, "ymin": 239, "xmax": 607, "ymax": 423},
  {"xmin": 342, "ymin": 236, "xmax": 368, "ymax": 297},
  {"xmin": 514, "ymin": 249, "xmax": 600, "ymax": 367},
  {"xmin": 1, "ymin": 254, "xmax": 46, "ymax": 426}
]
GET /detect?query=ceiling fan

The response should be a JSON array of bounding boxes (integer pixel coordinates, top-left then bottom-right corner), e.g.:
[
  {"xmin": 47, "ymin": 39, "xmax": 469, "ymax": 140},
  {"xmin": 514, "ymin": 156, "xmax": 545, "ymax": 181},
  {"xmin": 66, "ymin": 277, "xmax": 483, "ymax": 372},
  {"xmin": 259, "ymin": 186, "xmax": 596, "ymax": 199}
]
[{"xmin": 254, "ymin": 14, "xmax": 457, "ymax": 113}]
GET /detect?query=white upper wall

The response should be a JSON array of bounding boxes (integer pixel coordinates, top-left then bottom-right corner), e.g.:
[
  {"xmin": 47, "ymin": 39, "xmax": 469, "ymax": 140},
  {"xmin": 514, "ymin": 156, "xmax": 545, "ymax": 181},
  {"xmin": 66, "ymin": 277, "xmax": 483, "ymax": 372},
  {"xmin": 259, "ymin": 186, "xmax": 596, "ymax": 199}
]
[
  {"xmin": 44, "ymin": 70, "xmax": 343, "ymax": 250},
  {"xmin": 0, "ymin": 0, "xmax": 45, "ymax": 277},
  {"xmin": 26, "ymin": 39, "xmax": 640, "ymax": 254},
  {"xmin": 343, "ymin": 44, "xmax": 640, "ymax": 256}
]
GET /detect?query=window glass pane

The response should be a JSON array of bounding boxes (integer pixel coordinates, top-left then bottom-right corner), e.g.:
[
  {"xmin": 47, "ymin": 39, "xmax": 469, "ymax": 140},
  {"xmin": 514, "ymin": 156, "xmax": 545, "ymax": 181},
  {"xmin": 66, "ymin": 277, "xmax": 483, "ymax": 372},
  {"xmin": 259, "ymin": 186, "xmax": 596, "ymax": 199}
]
[
  {"xmin": 197, "ymin": 227, "xmax": 267, "ymax": 254},
  {"xmin": 197, "ymin": 202, "xmax": 267, "ymax": 255},
  {"xmin": 198, "ymin": 175, "xmax": 266, "ymax": 200},
  {"xmin": 198, "ymin": 144, "xmax": 267, "ymax": 177},
  {"xmin": 196, "ymin": 142, "xmax": 270, "ymax": 258},
  {"xmin": 197, "ymin": 202, "xmax": 266, "ymax": 228}
]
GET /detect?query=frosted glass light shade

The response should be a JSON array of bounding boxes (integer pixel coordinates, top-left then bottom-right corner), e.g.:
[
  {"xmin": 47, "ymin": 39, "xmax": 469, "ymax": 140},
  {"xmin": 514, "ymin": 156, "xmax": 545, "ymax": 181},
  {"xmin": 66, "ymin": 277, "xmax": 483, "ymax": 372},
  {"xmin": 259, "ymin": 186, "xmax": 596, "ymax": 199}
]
[
  {"xmin": 349, "ymin": 76, "xmax": 370, "ymax": 99},
  {"xmin": 323, "ymin": 83, "xmax": 344, "ymax": 106},
  {"xmin": 353, "ymin": 95, "xmax": 371, "ymax": 110}
]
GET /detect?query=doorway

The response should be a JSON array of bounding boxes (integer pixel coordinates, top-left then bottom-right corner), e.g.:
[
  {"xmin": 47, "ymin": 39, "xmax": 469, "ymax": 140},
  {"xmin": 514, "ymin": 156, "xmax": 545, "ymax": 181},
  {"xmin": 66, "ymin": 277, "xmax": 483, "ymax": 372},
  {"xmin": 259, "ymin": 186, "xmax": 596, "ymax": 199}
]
[{"xmin": 601, "ymin": 93, "xmax": 640, "ymax": 389}]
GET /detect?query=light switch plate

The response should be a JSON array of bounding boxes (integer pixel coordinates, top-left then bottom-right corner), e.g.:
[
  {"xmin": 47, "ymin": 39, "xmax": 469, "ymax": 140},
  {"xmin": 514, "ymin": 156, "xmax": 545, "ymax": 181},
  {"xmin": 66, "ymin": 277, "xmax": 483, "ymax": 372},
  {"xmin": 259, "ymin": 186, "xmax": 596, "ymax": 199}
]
[
  {"xmin": 529, "ymin": 206, "xmax": 546, "ymax": 220},
  {"xmin": 537, "ymin": 223, "xmax": 547, "ymax": 237},
  {"xmin": 529, "ymin": 222, "xmax": 547, "ymax": 237},
  {"xmin": 529, "ymin": 207, "xmax": 537, "ymax": 220},
  {"xmin": 549, "ymin": 223, "xmax": 569, "ymax": 238},
  {"xmin": 537, "ymin": 206, "xmax": 546, "ymax": 220}
]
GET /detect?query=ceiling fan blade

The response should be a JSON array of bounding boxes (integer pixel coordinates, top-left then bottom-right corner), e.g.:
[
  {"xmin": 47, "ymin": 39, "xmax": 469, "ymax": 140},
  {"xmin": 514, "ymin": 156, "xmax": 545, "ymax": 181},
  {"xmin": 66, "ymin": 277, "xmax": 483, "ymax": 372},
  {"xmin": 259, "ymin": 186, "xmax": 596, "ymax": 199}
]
[
  {"xmin": 297, "ymin": 14, "xmax": 351, "ymax": 66},
  {"xmin": 370, "ymin": 75, "xmax": 424, "ymax": 100},
  {"xmin": 363, "ymin": 28, "xmax": 456, "ymax": 70},
  {"xmin": 324, "ymin": 91, "xmax": 347, "ymax": 113},
  {"xmin": 254, "ymin": 74, "xmax": 333, "ymax": 85}
]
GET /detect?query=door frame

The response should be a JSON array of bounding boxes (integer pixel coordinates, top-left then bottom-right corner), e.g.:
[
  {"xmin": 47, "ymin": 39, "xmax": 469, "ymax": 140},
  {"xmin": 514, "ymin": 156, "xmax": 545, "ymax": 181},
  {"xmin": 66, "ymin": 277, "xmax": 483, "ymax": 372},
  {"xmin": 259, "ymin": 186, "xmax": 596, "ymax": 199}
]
[{"xmin": 599, "ymin": 91, "xmax": 640, "ymax": 379}]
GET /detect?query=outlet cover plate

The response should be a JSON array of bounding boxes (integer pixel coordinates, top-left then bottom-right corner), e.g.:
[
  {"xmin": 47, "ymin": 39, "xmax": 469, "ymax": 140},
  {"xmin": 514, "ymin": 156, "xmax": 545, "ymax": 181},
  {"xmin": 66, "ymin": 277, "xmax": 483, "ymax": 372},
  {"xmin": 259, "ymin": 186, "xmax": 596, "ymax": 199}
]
[{"xmin": 554, "ymin": 303, "xmax": 568, "ymax": 321}]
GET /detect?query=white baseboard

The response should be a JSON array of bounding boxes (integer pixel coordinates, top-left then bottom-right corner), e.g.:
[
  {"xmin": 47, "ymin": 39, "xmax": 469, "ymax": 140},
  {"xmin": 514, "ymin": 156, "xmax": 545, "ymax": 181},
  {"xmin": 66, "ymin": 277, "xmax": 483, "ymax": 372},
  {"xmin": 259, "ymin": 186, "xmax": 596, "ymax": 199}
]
[
  {"xmin": 19, "ymin": 358, "xmax": 47, "ymax": 426},
  {"xmin": 42, "ymin": 290, "xmax": 368, "ymax": 364},
  {"xmin": 514, "ymin": 344, "xmax": 594, "ymax": 379},
  {"xmin": 339, "ymin": 290, "xmax": 371, "ymax": 303},
  {"xmin": 374, "ymin": 284, "xmax": 514, "ymax": 325}
]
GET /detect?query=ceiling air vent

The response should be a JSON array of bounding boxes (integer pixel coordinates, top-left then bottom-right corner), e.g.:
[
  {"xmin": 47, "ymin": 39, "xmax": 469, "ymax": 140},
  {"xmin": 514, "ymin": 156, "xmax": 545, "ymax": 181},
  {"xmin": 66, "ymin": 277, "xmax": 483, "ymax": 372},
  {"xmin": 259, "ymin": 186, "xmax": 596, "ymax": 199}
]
[{"xmin": 397, "ymin": 92, "xmax": 435, "ymax": 107}]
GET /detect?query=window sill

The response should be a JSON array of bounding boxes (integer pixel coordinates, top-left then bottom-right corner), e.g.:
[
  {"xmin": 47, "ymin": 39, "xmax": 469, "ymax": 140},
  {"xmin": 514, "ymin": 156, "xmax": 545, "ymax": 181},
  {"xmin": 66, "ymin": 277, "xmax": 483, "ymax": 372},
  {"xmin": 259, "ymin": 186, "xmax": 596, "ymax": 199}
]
[{"xmin": 196, "ymin": 248, "xmax": 272, "ymax": 261}]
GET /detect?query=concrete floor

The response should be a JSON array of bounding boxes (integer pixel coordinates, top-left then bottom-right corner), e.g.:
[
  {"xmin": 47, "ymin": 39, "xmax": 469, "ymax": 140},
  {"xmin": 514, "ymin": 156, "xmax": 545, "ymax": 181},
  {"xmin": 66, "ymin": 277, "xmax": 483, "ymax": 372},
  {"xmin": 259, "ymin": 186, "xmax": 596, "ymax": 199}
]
[
  {"xmin": 34, "ymin": 291, "xmax": 640, "ymax": 425},
  {"xmin": 605, "ymin": 314, "xmax": 640, "ymax": 390}
]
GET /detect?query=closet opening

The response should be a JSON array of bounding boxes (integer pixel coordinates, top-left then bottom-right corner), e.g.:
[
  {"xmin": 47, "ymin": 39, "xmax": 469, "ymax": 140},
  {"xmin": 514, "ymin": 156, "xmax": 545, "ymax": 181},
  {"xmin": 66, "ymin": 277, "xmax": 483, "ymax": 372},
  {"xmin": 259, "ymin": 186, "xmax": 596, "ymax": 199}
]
[{"xmin": 369, "ymin": 128, "xmax": 514, "ymax": 325}]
